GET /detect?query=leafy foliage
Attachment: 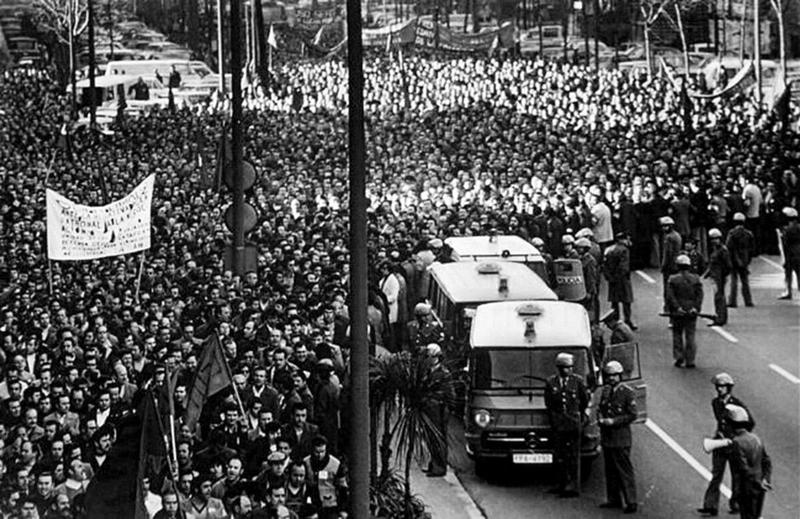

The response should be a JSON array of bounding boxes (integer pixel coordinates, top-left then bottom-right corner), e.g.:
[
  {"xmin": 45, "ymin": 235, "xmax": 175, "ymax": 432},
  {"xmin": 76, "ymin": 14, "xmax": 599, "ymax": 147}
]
[{"xmin": 371, "ymin": 469, "xmax": 431, "ymax": 519}]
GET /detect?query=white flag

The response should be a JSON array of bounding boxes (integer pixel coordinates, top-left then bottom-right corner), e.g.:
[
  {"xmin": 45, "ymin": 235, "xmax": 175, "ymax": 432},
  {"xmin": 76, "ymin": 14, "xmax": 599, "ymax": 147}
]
[
  {"xmin": 46, "ymin": 175, "xmax": 155, "ymax": 261},
  {"xmin": 312, "ymin": 26, "xmax": 324, "ymax": 46},
  {"xmin": 268, "ymin": 24, "xmax": 278, "ymax": 49}
]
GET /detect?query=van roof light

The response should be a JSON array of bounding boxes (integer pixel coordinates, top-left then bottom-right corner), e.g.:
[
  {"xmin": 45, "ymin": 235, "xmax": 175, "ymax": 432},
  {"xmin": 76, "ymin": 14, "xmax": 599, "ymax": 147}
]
[
  {"xmin": 516, "ymin": 303, "xmax": 543, "ymax": 316},
  {"xmin": 524, "ymin": 318, "xmax": 537, "ymax": 339},
  {"xmin": 476, "ymin": 263, "xmax": 501, "ymax": 274}
]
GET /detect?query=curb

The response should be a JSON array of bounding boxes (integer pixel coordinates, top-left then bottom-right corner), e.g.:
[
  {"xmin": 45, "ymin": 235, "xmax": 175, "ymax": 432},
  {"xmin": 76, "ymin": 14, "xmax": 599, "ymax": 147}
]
[{"xmin": 443, "ymin": 470, "xmax": 485, "ymax": 519}]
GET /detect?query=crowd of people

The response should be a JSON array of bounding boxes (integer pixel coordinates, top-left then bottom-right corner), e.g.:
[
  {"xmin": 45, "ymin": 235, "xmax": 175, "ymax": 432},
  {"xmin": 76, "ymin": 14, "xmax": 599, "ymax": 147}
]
[{"xmin": 1, "ymin": 45, "xmax": 799, "ymax": 519}]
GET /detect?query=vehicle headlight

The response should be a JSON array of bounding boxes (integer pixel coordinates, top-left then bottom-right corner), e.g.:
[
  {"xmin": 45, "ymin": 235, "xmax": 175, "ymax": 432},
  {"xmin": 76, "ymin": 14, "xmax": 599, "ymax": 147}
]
[{"xmin": 473, "ymin": 409, "xmax": 491, "ymax": 428}]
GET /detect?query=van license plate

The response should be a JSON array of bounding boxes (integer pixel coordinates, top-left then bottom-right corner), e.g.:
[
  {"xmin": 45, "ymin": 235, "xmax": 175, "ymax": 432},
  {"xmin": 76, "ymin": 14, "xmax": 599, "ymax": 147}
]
[{"xmin": 512, "ymin": 453, "xmax": 552, "ymax": 464}]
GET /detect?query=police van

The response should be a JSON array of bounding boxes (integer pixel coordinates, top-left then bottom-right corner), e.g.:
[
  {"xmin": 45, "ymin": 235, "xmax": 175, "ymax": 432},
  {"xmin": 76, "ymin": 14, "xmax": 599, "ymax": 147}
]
[
  {"xmin": 427, "ymin": 262, "xmax": 556, "ymax": 345},
  {"xmin": 464, "ymin": 300, "xmax": 646, "ymax": 477},
  {"xmin": 445, "ymin": 235, "xmax": 548, "ymax": 281}
]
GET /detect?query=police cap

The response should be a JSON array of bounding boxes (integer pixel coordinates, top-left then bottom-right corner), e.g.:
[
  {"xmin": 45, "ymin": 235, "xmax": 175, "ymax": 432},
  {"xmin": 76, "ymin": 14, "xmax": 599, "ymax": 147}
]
[{"xmin": 555, "ymin": 353, "xmax": 574, "ymax": 367}]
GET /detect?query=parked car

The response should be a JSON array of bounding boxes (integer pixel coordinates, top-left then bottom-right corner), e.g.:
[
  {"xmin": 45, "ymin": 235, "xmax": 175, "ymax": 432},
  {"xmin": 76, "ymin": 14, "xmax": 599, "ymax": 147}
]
[{"xmin": 520, "ymin": 25, "xmax": 565, "ymax": 56}]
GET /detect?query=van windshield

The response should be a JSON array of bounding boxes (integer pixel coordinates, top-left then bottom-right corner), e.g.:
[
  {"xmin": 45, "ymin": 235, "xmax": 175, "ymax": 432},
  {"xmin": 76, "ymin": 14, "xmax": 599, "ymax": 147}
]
[{"xmin": 472, "ymin": 347, "xmax": 589, "ymax": 390}]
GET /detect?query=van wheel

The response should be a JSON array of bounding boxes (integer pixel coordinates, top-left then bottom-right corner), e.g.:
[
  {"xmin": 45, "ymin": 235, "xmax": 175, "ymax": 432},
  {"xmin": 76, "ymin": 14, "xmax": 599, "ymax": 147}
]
[{"xmin": 475, "ymin": 458, "xmax": 492, "ymax": 480}]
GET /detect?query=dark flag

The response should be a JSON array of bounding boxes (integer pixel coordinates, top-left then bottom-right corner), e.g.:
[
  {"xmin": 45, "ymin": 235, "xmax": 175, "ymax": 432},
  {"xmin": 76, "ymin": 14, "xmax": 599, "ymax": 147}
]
[
  {"xmin": 680, "ymin": 77, "xmax": 693, "ymax": 135},
  {"xmin": 253, "ymin": 0, "xmax": 269, "ymax": 87},
  {"xmin": 212, "ymin": 125, "xmax": 231, "ymax": 192},
  {"xmin": 185, "ymin": 334, "xmax": 235, "ymax": 431},
  {"xmin": 85, "ymin": 393, "xmax": 167, "ymax": 519}
]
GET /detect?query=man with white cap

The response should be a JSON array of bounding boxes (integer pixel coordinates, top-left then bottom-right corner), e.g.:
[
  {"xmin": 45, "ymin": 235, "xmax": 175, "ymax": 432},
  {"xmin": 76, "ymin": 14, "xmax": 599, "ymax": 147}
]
[
  {"xmin": 703, "ymin": 228, "xmax": 732, "ymax": 326},
  {"xmin": 778, "ymin": 207, "xmax": 800, "ymax": 299},
  {"xmin": 725, "ymin": 213, "xmax": 755, "ymax": 307},
  {"xmin": 666, "ymin": 254, "xmax": 703, "ymax": 367},
  {"xmin": 660, "ymin": 216, "xmax": 683, "ymax": 311},
  {"xmin": 725, "ymin": 405, "xmax": 772, "ymax": 519},
  {"xmin": 545, "ymin": 352, "xmax": 590, "ymax": 497}
]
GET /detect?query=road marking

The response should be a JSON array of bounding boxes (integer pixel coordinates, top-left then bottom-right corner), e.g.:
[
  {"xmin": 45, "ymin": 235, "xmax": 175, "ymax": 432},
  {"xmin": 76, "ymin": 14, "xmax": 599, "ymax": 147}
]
[
  {"xmin": 635, "ymin": 270, "xmax": 656, "ymax": 284},
  {"xmin": 759, "ymin": 255, "xmax": 784, "ymax": 271},
  {"xmin": 645, "ymin": 419, "xmax": 732, "ymax": 499},
  {"xmin": 709, "ymin": 326, "xmax": 739, "ymax": 343},
  {"xmin": 769, "ymin": 364, "xmax": 800, "ymax": 385}
]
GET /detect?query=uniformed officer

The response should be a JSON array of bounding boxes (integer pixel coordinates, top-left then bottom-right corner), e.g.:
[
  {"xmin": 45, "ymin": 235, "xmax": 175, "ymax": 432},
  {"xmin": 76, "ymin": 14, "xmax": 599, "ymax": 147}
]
[
  {"xmin": 778, "ymin": 207, "xmax": 800, "ymax": 300},
  {"xmin": 598, "ymin": 360, "xmax": 638, "ymax": 514},
  {"xmin": 576, "ymin": 228, "xmax": 603, "ymax": 268},
  {"xmin": 406, "ymin": 303, "xmax": 444, "ymax": 353},
  {"xmin": 424, "ymin": 343, "xmax": 450, "ymax": 478},
  {"xmin": 560, "ymin": 235, "xmax": 580, "ymax": 260},
  {"xmin": 704, "ymin": 228, "xmax": 732, "ymax": 326},
  {"xmin": 603, "ymin": 232, "xmax": 636, "ymax": 329},
  {"xmin": 660, "ymin": 216, "xmax": 683, "ymax": 311},
  {"xmin": 576, "ymin": 238, "xmax": 599, "ymax": 323},
  {"xmin": 725, "ymin": 405, "xmax": 772, "ymax": 519},
  {"xmin": 531, "ymin": 237, "xmax": 556, "ymax": 287},
  {"xmin": 666, "ymin": 254, "xmax": 704, "ymax": 368},
  {"xmin": 726, "ymin": 213, "xmax": 755, "ymax": 308},
  {"xmin": 600, "ymin": 310, "xmax": 635, "ymax": 346},
  {"xmin": 544, "ymin": 353, "xmax": 590, "ymax": 497},
  {"xmin": 698, "ymin": 373, "xmax": 755, "ymax": 517}
]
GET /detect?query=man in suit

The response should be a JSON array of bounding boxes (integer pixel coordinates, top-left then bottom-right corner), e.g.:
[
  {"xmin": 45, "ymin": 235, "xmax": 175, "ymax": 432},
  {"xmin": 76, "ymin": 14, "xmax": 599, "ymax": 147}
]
[
  {"xmin": 698, "ymin": 373, "xmax": 755, "ymax": 517},
  {"xmin": 247, "ymin": 366, "xmax": 281, "ymax": 418},
  {"xmin": 598, "ymin": 360, "xmax": 638, "ymax": 514},
  {"xmin": 604, "ymin": 232, "xmax": 636, "ymax": 329},
  {"xmin": 726, "ymin": 213, "xmax": 755, "ymax": 308},
  {"xmin": 45, "ymin": 393, "xmax": 80, "ymax": 437},
  {"xmin": 112, "ymin": 363, "xmax": 138, "ymax": 406},
  {"xmin": 283, "ymin": 402, "xmax": 319, "ymax": 461},
  {"xmin": 660, "ymin": 216, "xmax": 683, "ymax": 312},
  {"xmin": 666, "ymin": 254, "xmax": 704, "ymax": 368},
  {"xmin": 704, "ymin": 229, "xmax": 732, "ymax": 326},
  {"xmin": 544, "ymin": 353, "xmax": 590, "ymax": 497}
]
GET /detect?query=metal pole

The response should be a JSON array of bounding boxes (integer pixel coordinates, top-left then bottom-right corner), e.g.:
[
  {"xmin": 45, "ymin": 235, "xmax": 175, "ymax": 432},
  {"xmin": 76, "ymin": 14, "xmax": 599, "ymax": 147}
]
[
  {"xmin": 345, "ymin": 0, "xmax": 369, "ymax": 513},
  {"xmin": 593, "ymin": 0, "xmax": 598, "ymax": 71},
  {"xmin": 68, "ymin": 0, "xmax": 76, "ymax": 119},
  {"xmin": 230, "ymin": 0, "xmax": 245, "ymax": 275},
  {"xmin": 88, "ymin": 0, "xmax": 96, "ymax": 130},
  {"xmin": 217, "ymin": 0, "xmax": 226, "ymax": 93},
  {"xmin": 753, "ymin": 0, "xmax": 761, "ymax": 104}
]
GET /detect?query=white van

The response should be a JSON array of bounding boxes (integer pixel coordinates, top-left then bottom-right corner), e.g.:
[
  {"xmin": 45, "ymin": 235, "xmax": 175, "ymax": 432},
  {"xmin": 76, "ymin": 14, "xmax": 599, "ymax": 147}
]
[
  {"xmin": 104, "ymin": 59, "xmax": 221, "ymax": 91},
  {"xmin": 445, "ymin": 235, "xmax": 549, "ymax": 283}
]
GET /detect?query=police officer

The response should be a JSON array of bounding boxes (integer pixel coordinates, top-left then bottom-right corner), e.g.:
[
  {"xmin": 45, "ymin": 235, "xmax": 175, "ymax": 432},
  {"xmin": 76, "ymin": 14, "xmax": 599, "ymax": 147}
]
[
  {"xmin": 598, "ymin": 360, "xmax": 638, "ymax": 514},
  {"xmin": 698, "ymin": 373, "xmax": 754, "ymax": 517},
  {"xmin": 424, "ymin": 343, "xmax": 450, "ymax": 478},
  {"xmin": 406, "ymin": 303, "xmax": 444, "ymax": 353},
  {"xmin": 544, "ymin": 353, "xmax": 590, "ymax": 497},
  {"xmin": 560, "ymin": 235, "xmax": 580, "ymax": 260},
  {"xmin": 660, "ymin": 216, "xmax": 683, "ymax": 311},
  {"xmin": 576, "ymin": 238, "xmax": 599, "ymax": 323},
  {"xmin": 666, "ymin": 254, "xmax": 703, "ymax": 368},
  {"xmin": 604, "ymin": 232, "xmax": 636, "ymax": 329},
  {"xmin": 726, "ymin": 213, "xmax": 755, "ymax": 308},
  {"xmin": 600, "ymin": 310, "xmax": 635, "ymax": 346},
  {"xmin": 725, "ymin": 405, "xmax": 772, "ymax": 519},
  {"xmin": 778, "ymin": 207, "xmax": 800, "ymax": 300},
  {"xmin": 532, "ymin": 237, "xmax": 556, "ymax": 287},
  {"xmin": 704, "ymin": 228, "xmax": 732, "ymax": 326}
]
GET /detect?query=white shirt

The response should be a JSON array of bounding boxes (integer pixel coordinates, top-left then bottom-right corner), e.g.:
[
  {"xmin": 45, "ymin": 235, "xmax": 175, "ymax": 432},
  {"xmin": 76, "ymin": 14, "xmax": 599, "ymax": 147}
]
[{"xmin": 591, "ymin": 202, "xmax": 614, "ymax": 243}]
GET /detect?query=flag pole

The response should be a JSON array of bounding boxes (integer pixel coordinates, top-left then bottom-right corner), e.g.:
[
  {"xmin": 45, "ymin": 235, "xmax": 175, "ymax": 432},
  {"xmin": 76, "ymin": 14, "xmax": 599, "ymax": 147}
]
[
  {"xmin": 216, "ymin": 332, "xmax": 247, "ymax": 417},
  {"xmin": 47, "ymin": 260, "xmax": 54, "ymax": 296},
  {"xmin": 135, "ymin": 251, "xmax": 146, "ymax": 302},
  {"xmin": 43, "ymin": 147, "xmax": 58, "ymax": 188}
]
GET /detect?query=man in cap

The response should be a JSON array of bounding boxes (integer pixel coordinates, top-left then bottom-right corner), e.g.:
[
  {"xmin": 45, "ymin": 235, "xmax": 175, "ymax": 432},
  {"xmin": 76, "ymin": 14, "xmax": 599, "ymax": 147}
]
[
  {"xmin": 406, "ymin": 302, "xmax": 444, "ymax": 353},
  {"xmin": 559, "ymin": 235, "xmax": 580, "ymax": 260},
  {"xmin": 576, "ymin": 238, "xmax": 599, "ymax": 323},
  {"xmin": 603, "ymin": 232, "xmax": 636, "ymax": 329},
  {"xmin": 725, "ymin": 213, "xmax": 755, "ymax": 307},
  {"xmin": 531, "ymin": 237, "xmax": 556, "ymax": 287},
  {"xmin": 600, "ymin": 310, "xmax": 635, "ymax": 346},
  {"xmin": 665, "ymin": 254, "xmax": 703, "ymax": 368},
  {"xmin": 725, "ymin": 405, "xmax": 771, "ymax": 519},
  {"xmin": 703, "ymin": 229, "xmax": 732, "ymax": 326},
  {"xmin": 544, "ymin": 352, "xmax": 590, "ymax": 497},
  {"xmin": 597, "ymin": 360, "xmax": 638, "ymax": 514},
  {"xmin": 698, "ymin": 373, "xmax": 754, "ymax": 516},
  {"xmin": 778, "ymin": 207, "xmax": 800, "ymax": 299},
  {"xmin": 660, "ymin": 217, "xmax": 683, "ymax": 311}
]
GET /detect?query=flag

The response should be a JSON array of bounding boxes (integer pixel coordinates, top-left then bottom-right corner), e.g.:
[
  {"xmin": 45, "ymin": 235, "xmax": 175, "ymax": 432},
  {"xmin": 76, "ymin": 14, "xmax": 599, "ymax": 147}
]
[
  {"xmin": 56, "ymin": 122, "xmax": 73, "ymax": 159},
  {"xmin": 680, "ymin": 77, "xmax": 693, "ymax": 134},
  {"xmin": 212, "ymin": 125, "xmax": 230, "ymax": 191},
  {"xmin": 185, "ymin": 334, "xmax": 234, "ymax": 431},
  {"xmin": 385, "ymin": 30, "xmax": 393, "ymax": 54},
  {"xmin": 312, "ymin": 26, "xmax": 324, "ymax": 46},
  {"xmin": 85, "ymin": 393, "xmax": 167, "ymax": 519},
  {"xmin": 267, "ymin": 24, "xmax": 277, "ymax": 49},
  {"xmin": 488, "ymin": 35, "xmax": 499, "ymax": 57}
]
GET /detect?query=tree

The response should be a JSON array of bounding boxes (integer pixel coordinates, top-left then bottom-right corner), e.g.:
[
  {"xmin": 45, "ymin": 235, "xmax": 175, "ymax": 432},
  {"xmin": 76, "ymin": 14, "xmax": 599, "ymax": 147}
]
[{"xmin": 34, "ymin": 0, "xmax": 89, "ymax": 88}]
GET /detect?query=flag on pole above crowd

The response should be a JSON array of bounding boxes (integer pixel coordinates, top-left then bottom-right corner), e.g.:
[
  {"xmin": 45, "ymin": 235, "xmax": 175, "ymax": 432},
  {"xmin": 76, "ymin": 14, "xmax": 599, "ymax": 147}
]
[
  {"xmin": 46, "ymin": 174, "xmax": 155, "ymax": 261},
  {"xmin": 185, "ymin": 334, "xmax": 236, "ymax": 431},
  {"xmin": 312, "ymin": 26, "xmax": 324, "ymax": 46},
  {"xmin": 268, "ymin": 24, "xmax": 278, "ymax": 49}
]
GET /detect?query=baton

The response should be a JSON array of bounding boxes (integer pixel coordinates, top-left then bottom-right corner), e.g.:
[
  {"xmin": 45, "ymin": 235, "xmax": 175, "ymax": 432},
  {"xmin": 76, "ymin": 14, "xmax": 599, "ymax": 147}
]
[{"xmin": 659, "ymin": 312, "xmax": 718, "ymax": 320}]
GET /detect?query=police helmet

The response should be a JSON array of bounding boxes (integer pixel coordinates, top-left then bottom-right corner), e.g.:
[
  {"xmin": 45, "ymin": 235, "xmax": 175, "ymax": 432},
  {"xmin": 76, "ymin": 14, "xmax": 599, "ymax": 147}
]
[
  {"xmin": 576, "ymin": 228, "xmax": 594, "ymax": 239},
  {"xmin": 575, "ymin": 238, "xmax": 592, "ymax": 249},
  {"xmin": 531, "ymin": 237, "xmax": 545, "ymax": 248},
  {"xmin": 783, "ymin": 207, "xmax": 799, "ymax": 219},
  {"xmin": 659, "ymin": 216, "xmax": 675, "ymax": 226},
  {"xmin": 555, "ymin": 353, "xmax": 574, "ymax": 367},
  {"xmin": 675, "ymin": 254, "xmax": 691, "ymax": 267},
  {"xmin": 426, "ymin": 343, "xmax": 442, "ymax": 357},
  {"xmin": 708, "ymin": 228, "xmax": 723, "ymax": 239},
  {"xmin": 604, "ymin": 360, "xmax": 624, "ymax": 375},
  {"xmin": 712, "ymin": 372, "xmax": 734, "ymax": 386},
  {"xmin": 414, "ymin": 302, "xmax": 432, "ymax": 317},
  {"xmin": 561, "ymin": 235, "xmax": 575, "ymax": 245},
  {"xmin": 732, "ymin": 212, "xmax": 746, "ymax": 222}
]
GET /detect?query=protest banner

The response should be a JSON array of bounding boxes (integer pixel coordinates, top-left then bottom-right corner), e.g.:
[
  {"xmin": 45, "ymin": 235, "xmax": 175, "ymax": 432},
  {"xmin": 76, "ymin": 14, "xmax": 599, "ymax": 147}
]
[
  {"xmin": 415, "ymin": 19, "xmax": 514, "ymax": 52},
  {"xmin": 363, "ymin": 18, "xmax": 418, "ymax": 47},
  {"xmin": 46, "ymin": 175, "xmax": 155, "ymax": 261}
]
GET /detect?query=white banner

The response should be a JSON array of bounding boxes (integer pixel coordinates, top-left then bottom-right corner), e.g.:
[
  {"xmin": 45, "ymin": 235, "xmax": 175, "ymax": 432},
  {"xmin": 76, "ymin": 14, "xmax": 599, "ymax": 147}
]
[{"xmin": 46, "ymin": 175, "xmax": 155, "ymax": 261}]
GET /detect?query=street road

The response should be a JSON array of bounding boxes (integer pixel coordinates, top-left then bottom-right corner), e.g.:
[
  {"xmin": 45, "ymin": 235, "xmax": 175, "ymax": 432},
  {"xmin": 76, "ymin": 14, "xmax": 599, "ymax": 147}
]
[{"xmin": 445, "ymin": 255, "xmax": 799, "ymax": 519}]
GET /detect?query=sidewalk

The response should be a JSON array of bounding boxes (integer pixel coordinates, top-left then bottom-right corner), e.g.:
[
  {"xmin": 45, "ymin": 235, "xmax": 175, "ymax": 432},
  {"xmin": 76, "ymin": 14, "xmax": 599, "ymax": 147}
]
[{"xmin": 409, "ymin": 460, "xmax": 485, "ymax": 519}]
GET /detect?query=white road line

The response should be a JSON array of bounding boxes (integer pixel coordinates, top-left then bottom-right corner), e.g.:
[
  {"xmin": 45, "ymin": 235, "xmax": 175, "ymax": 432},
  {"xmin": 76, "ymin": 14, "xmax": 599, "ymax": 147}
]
[
  {"xmin": 769, "ymin": 363, "xmax": 800, "ymax": 385},
  {"xmin": 635, "ymin": 270, "xmax": 657, "ymax": 284},
  {"xmin": 709, "ymin": 326, "xmax": 739, "ymax": 343},
  {"xmin": 645, "ymin": 419, "xmax": 732, "ymax": 499},
  {"xmin": 759, "ymin": 255, "xmax": 784, "ymax": 271}
]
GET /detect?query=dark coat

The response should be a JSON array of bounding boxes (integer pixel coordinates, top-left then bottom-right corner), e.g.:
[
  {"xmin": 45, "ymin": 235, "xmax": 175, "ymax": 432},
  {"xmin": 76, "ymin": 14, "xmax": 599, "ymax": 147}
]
[
  {"xmin": 544, "ymin": 373, "xmax": 590, "ymax": 432},
  {"xmin": 661, "ymin": 230, "xmax": 683, "ymax": 274},
  {"xmin": 604, "ymin": 243, "xmax": 633, "ymax": 303},
  {"xmin": 726, "ymin": 225, "xmax": 755, "ymax": 269},
  {"xmin": 706, "ymin": 244, "xmax": 732, "ymax": 281},
  {"xmin": 598, "ymin": 382, "xmax": 637, "ymax": 448},
  {"xmin": 666, "ymin": 270, "xmax": 704, "ymax": 314}
]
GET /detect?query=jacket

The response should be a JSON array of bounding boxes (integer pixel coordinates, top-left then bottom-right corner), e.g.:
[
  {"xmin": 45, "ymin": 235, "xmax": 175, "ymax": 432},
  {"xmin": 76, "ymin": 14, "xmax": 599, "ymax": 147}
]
[
  {"xmin": 705, "ymin": 244, "xmax": 732, "ymax": 281},
  {"xmin": 726, "ymin": 225, "xmax": 754, "ymax": 269},
  {"xmin": 661, "ymin": 230, "xmax": 683, "ymax": 273},
  {"xmin": 730, "ymin": 430, "xmax": 772, "ymax": 490},
  {"xmin": 712, "ymin": 394, "xmax": 754, "ymax": 439},
  {"xmin": 544, "ymin": 373, "xmax": 590, "ymax": 432},
  {"xmin": 603, "ymin": 243, "xmax": 633, "ymax": 303},
  {"xmin": 598, "ymin": 382, "xmax": 637, "ymax": 448},
  {"xmin": 666, "ymin": 270, "xmax": 704, "ymax": 314}
]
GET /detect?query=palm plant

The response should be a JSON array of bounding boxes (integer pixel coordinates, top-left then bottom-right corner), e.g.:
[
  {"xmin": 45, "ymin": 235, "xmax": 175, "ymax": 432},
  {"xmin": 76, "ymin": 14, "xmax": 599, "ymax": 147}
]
[{"xmin": 369, "ymin": 353, "xmax": 401, "ymax": 479}]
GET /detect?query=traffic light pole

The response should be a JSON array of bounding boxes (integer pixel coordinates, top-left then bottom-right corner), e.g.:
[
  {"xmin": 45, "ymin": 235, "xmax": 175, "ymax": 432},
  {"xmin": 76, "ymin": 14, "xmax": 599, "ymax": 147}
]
[
  {"xmin": 88, "ymin": 0, "xmax": 96, "ymax": 129},
  {"xmin": 345, "ymin": 0, "xmax": 369, "ymax": 515},
  {"xmin": 230, "ymin": 0, "xmax": 245, "ymax": 275}
]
